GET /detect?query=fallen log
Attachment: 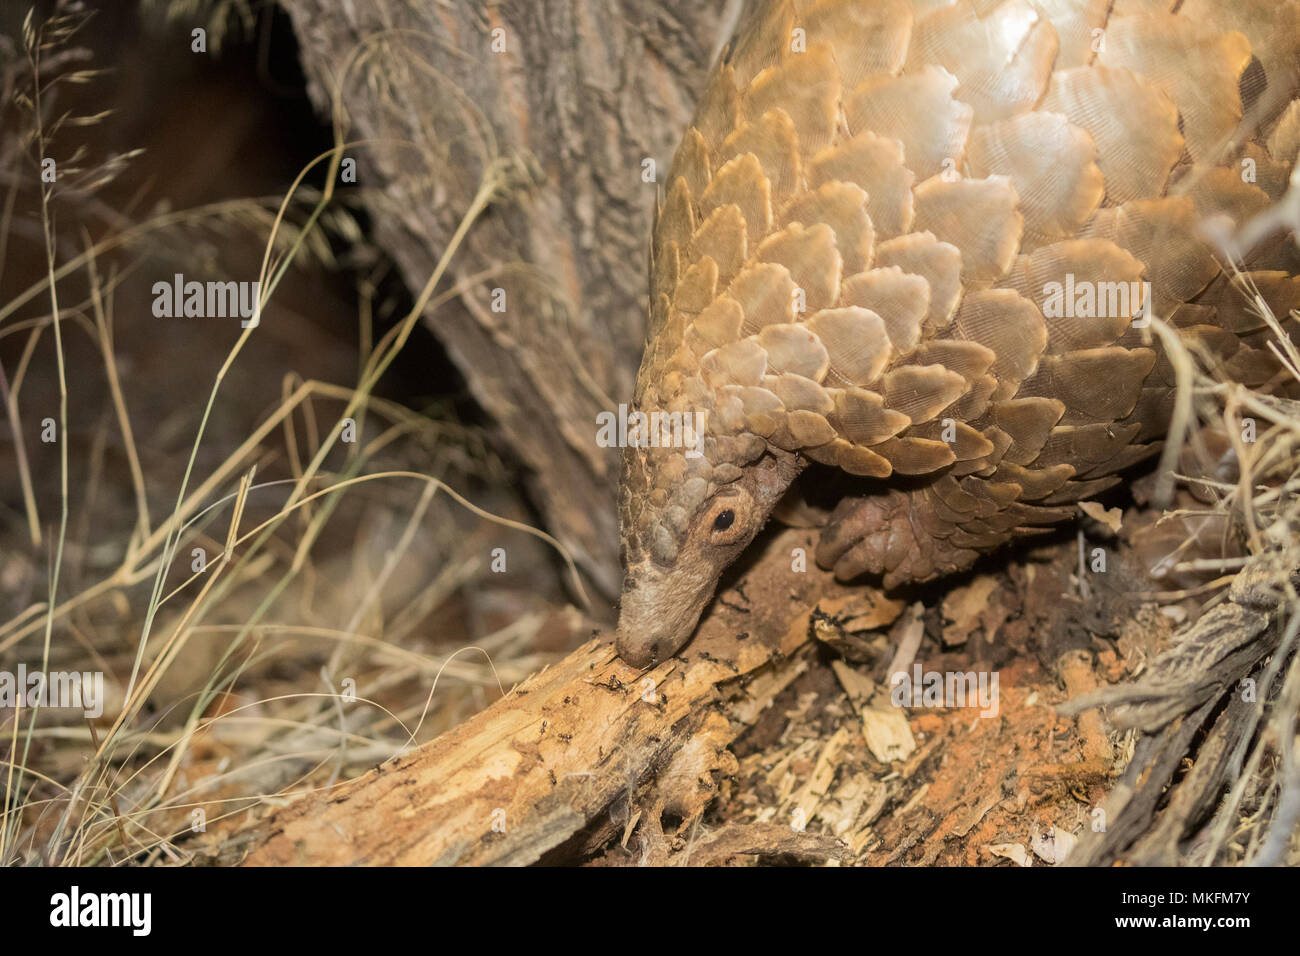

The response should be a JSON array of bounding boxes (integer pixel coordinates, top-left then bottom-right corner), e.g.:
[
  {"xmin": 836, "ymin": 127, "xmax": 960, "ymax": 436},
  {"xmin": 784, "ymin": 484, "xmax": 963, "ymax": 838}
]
[{"xmin": 230, "ymin": 528, "xmax": 882, "ymax": 865}]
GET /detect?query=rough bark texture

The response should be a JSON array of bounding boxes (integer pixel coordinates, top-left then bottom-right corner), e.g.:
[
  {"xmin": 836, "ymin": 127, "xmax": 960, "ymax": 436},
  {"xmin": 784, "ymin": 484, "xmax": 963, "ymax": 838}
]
[
  {"xmin": 228, "ymin": 528, "xmax": 857, "ymax": 866},
  {"xmin": 281, "ymin": 0, "xmax": 737, "ymax": 600}
]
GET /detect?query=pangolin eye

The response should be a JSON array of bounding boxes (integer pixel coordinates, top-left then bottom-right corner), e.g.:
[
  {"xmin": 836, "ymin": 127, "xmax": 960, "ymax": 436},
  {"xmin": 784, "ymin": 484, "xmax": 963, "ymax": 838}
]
[{"xmin": 713, "ymin": 509, "xmax": 735, "ymax": 532}]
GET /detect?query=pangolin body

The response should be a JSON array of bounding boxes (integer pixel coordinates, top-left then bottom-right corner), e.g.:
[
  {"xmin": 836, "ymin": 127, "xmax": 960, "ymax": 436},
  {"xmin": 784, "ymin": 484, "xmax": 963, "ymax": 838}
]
[{"xmin": 615, "ymin": 0, "xmax": 1300, "ymax": 668}]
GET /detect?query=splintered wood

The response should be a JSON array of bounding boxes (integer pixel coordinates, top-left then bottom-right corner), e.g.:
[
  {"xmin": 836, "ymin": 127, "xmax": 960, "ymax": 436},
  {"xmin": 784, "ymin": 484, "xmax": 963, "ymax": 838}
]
[
  {"xmin": 233, "ymin": 529, "xmax": 867, "ymax": 865},
  {"xmin": 227, "ymin": 527, "xmax": 1153, "ymax": 866}
]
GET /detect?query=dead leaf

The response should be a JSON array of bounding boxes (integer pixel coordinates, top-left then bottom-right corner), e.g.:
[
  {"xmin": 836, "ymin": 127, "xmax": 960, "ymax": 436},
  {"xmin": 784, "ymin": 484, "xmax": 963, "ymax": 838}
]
[
  {"xmin": 1031, "ymin": 825, "xmax": 1077, "ymax": 865},
  {"xmin": 1079, "ymin": 500, "xmax": 1123, "ymax": 534},
  {"xmin": 986, "ymin": 842, "xmax": 1033, "ymax": 866},
  {"xmin": 941, "ymin": 576, "xmax": 1001, "ymax": 645}
]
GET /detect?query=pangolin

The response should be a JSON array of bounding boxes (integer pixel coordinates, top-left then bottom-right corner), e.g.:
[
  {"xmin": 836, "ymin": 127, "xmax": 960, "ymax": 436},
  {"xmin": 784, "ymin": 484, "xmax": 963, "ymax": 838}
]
[{"xmin": 615, "ymin": 0, "xmax": 1300, "ymax": 668}]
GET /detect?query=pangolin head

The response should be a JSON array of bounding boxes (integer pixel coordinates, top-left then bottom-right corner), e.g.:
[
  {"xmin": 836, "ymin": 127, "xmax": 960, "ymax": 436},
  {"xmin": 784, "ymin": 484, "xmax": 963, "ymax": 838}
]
[{"xmin": 614, "ymin": 354, "xmax": 803, "ymax": 668}]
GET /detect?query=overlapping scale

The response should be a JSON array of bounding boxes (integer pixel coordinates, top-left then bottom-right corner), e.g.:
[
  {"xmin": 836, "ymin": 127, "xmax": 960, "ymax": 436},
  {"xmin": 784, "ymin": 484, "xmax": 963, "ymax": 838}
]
[
  {"xmin": 841, "ymin": 267, "xmax": 929, "ymax": 354},
  {"xmin": 845, "ymin": 67, "xmax": 974, "ymax": 179},
  {"xmin": 1040, "ymin": 66, "xmax": 1183, "ymax": 204},
  {"xmin": 626, "ymin": 0, "xmax": 1300, "ymax": 582},
  {"xmin": 949, "ymin": 289, "xmax": 1047, "ymax": 392},
  {"xmin": 803, "ymin": 0, "xmax": 913, "ymax": 88},
  {"xmin": 757, "ymin": 222, "xmax": 843, "ymax": 312},
  {"xmin": 782, "ymin": 182, "xmax": 875, "ymax": 274},
  {"xmin": 965, "ymin": 112, "xmax": 1104, "ymax": 248},
  {"xmin": 1000, "ymin": 239, "xmax": 1145, "ymax": 352},
  {"xmin": 721, "ymin": 110, "xmax": 801, "ymax": 205},
  {"xmin": 1097, "ymin": 13, "xmax": 1251, "ymax": 163},
  {"xmin": 1080, "ymin": 198, "xmax": 1219, "ymax": 314},
  {"xmin": 809, "ymin": 132, "xmax": 916, "ymax": 238},
  {"xmin": 905, "ymin": 0, "xmax": 1059, "ymax": 123},
  {"xmin": 913, "ymin": 177, "xmax": 1023, "ymax": 280},
  {"xmin": 808, "ymin": 307, "xmax": 894, "ymax": 385},
  {"xmin": 744, "ymin": 44, "xmax": 842, "ymax": 154},
  {"xmin": 1034, "ymin": 0, "xmax": 1108, "ymax": 69}
]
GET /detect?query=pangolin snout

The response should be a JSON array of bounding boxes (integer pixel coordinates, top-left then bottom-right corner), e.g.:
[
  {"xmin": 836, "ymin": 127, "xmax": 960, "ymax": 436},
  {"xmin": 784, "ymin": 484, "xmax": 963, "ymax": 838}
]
[
  {"xmin": 614, "ymin": 563, "xmax": 714, "ymax": 669},
  {"xmin": 615, "ymin": 599, "xmax": 691, "ymax": 669},
  {"xmin": 614, "ymin": 628, "xmax": 664, "ymax": 670}
]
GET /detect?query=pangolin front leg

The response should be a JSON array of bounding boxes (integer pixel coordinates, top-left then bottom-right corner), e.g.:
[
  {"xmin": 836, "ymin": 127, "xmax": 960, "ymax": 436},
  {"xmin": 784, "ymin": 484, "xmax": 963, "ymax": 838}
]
[
  {"xmin": 615, "ymin": 0, "xmax": 1300, "ymax": 669},
  {"xmin": 815, "ymin": 487, "xmax": 978, "ymax": 589}
]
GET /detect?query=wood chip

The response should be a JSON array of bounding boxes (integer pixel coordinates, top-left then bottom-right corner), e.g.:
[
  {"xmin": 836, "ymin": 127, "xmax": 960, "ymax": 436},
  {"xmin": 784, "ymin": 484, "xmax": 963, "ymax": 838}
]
[
  {"xmin": 832, "ymin": 660, "xmax": 917, "ymax": 763},
  {"xmin": 986, "ymin": 842, "xmax": 1033, "ymax": 866}
]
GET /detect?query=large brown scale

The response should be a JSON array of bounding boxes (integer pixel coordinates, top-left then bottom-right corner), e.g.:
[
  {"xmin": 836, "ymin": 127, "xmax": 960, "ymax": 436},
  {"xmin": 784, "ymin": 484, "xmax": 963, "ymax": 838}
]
[{"xmin": 615, "ymin": 0, "xmax": 1300, "ymax": 668}]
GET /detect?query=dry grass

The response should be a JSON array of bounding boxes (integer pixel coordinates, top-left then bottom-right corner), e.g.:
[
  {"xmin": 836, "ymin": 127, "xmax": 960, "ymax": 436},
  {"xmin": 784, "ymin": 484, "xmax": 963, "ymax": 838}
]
[
  {"xmin": 1061, "ymin": 254, "xmax": 1300, "ymax": 863},
  {"xmin": 1140, "ymin": 291, "xmax": 1300, "ymax": 865},
  {"xmin": 0, "ymin": 3, "xmax": 587, "ymax": 866}
]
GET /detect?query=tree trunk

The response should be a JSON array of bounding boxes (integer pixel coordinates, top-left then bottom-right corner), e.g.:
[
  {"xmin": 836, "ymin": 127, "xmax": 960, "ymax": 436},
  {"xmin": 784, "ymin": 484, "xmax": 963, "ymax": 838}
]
[{"xmin": 281, "ymin": 0, "xmax": 738, "ymax": 599}]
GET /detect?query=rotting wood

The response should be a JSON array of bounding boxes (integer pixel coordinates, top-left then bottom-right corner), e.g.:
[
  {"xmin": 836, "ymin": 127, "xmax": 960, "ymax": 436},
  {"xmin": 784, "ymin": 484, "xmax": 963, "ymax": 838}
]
[{"xmin": 230, "ymin": 529, "xmax": 875, "ymax": 865}]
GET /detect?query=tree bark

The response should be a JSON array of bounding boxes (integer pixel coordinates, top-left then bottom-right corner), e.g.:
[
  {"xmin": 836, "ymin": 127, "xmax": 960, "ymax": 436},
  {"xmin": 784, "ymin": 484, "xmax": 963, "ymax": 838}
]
[{"xmin": 281, "ymin": 0, "xmax": 737, "ymax": 599}]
